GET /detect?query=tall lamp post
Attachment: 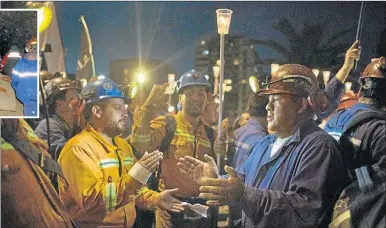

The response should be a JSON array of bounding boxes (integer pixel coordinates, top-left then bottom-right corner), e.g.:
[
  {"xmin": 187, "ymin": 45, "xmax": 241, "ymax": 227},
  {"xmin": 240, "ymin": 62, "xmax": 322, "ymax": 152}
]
[
  {"xmin": 213, "ymin": 65, "xmax": 220, "ymax": 95},
  {"xmin": 216, "ymin": 9, "xmax": 232, "ymax": 170}
]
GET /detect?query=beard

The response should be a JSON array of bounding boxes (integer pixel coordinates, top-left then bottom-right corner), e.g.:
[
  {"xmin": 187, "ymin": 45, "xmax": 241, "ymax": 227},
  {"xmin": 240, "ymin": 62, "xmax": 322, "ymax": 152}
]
[
  {"xmin": 104, "ymin": 118, "xmax": 127, "ymax": 137},
  {"xmin": 185, "ymin": 102, "xmax": 203, "ymax": 118}
]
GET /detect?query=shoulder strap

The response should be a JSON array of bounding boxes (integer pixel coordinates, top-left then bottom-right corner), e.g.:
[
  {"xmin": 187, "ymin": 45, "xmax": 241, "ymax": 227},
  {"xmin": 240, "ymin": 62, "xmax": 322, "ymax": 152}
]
[
  {"xmin": 343, "ymin": 110, "xmax": 386, "ymax": 133},
  {"xmin": 3, "ymin": 133, "xmax": 65, "ymax": 179},
  {"xmin": 204, "ymin": 125, "xmax": 215, "ymax": 156},
  {"xmin": 341, "ymin": 110, "xmax": 386, "ymax": 193},
  {"xmin": 159, "ymin": 116, "xmax": 176, "ymax": 158}
]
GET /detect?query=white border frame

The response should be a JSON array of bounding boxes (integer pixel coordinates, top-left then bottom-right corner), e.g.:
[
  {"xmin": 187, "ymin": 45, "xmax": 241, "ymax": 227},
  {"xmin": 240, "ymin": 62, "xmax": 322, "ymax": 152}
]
[{"xmin": 0, "ymin": 8, "xmax": 40, "ymax": 118}]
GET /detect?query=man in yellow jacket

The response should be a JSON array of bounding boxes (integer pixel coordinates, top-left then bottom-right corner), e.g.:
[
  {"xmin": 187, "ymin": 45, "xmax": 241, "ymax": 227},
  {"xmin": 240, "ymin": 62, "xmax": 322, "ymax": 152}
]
[
  {"xmin": 58, "ymin": 78, "xmax": 183, "ymax": 228},
  {"xmin": 131, "ymin": 69, "xmax": 218, "ymax": 228}
]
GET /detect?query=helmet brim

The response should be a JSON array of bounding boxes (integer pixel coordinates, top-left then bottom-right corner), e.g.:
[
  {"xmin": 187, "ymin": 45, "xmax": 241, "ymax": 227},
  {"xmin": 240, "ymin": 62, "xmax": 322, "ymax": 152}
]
[
  {"xmin": 259, "ymin": 88, "xmax": 297, "ymax": 96},
  {"xmin": 86, "ymin": 95, "xmax": 131, "ymax": 104}
]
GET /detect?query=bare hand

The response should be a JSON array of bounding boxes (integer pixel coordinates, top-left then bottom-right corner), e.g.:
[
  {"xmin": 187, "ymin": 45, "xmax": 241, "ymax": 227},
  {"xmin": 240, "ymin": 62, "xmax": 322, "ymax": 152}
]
[
  {"xmin": 199, "ymin": 165, "xmax": 245, "ymax": 206},
  {"xmin": 143, "ymin": 83, "xmax": 169, "ymax": 109},
  {"xmin": 137, "ymin": 150, "xmax": 163, "ymax": 172},
  {"xmin": 344, "ymin": 40, "xmax": 361, "ymax": 69},
  {"xmin": 177, "ymin": 154, "xmax": 219, "ymax": 184},
  {"xmin": 159, "ymin": 188, "xmax": 185, "ymax": 213}
]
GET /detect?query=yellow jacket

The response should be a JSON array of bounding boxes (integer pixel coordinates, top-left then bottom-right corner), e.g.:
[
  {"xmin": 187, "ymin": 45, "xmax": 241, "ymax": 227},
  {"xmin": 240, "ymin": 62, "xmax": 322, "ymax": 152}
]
[
  {"xmin": 58, "ymin": 125, "xmax": 160, "ymax": 228},
  {"xmin": 130, "ymin": 111, "xmax": 213, "ymax": 197}
]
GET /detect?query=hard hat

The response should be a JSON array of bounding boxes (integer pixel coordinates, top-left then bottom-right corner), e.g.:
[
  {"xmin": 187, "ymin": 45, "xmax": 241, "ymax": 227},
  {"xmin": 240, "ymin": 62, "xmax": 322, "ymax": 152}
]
[
  {"xmin": 40, "ymin": 70, "xmax": 55, "ymax": 86},
  {"xmin": 175, "ymin": 69, "xmax": 211, "ymax": 94},
  {"xmin": 359, "ymin": 57, "xmax": 386, "ymax": 84},
  {"xmin": 260, "ymin": 64, "xmax": 329, "ymax": 113},
  {"xmin": 44, "ymin": 77, "xmax": 81, "ymax": 98},
  {"xmin": 25, "ymin": 37, "xmax": 38, "ymax": 53},
  {"xmin": 260, "ymin": 64, "xmax": 318, "ymax": 96},
  {"xmin": 81, "ymin": 77, "xmax": 130, "ymax": 104},
  {"xmin": 337, "ymin": 91, "xmax": 358, "ymax": 111}
]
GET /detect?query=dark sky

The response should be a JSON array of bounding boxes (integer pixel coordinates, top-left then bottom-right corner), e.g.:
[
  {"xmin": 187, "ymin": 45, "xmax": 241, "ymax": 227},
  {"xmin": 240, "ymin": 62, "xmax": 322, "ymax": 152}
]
[{"xmin": 56, "ymin": 1, "xmax": 386, "ymax": 78}]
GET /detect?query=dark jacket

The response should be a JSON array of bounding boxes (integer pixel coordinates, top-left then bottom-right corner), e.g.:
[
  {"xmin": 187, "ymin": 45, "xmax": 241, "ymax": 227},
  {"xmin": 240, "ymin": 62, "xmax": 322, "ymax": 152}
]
[{"xmin": 235, "ymin": 118, "xmax": 348, "ymax": 228}]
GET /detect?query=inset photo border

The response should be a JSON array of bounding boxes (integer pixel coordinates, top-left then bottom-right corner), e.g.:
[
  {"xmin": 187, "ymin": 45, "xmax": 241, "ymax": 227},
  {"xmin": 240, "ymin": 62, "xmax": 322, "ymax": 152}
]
[{"xmin": 0, "ymin": 9, "xmax": 39, "ymax": 118}]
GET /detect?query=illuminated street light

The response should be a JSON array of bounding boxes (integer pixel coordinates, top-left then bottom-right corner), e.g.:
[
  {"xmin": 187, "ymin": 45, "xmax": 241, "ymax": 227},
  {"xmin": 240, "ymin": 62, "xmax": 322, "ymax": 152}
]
[
  {"xmin": 271, "ymin": 64, "xmax": 280, "ymax": 75},
  {"xmin": 137, "ymin": 72, "xmax": 146, "ymax": 84},
  {"xmin": 312, "ymin": 69, "xmax": 320, "ymax": 78},
  {"xmin": 216, "ymin": 8, "xmax": 232, "ymax": 169}
]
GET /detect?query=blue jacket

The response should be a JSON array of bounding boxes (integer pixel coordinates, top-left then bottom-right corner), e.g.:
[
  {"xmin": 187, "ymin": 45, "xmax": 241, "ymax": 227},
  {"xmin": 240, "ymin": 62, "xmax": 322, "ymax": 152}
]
[
  {"xmin": 11, "ymin": 57, "xmax": 38, "ymax": 103},
  {"xmin": 234, "ymin": 118, "xmax": 348, "ymax": 228},
  {"xmin": 232, "ymin": 118, "xmax": 268, "ymax": 168},
  {"xmin": 324, "ymin": 103, "xmax": 386, "ymax": 228}
]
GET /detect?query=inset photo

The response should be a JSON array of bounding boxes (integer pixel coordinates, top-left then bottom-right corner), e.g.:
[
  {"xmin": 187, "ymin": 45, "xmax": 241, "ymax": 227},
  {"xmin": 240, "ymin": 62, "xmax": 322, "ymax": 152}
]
[{"xmin": 0, "ymin": 9, "xmax": 38, "ymax": 118}]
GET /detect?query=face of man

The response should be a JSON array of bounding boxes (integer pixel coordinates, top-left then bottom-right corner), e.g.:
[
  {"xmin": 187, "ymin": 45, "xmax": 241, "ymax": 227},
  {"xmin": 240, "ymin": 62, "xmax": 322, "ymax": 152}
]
[
  {"xmin": 239, "ymin": 112, "xmax": 251, "ymax": 127},
  {"xmin": 56, "ymin": 88, "xmax": 80, "ymax": 114},
  {"xmin": 180, "ymin": 86, "xmax": 207, "ymax": 118},
  {"xmin": 266, "ymin": 94, "xmax": 304, "ymax": 137},
  {"xmin": 99, "ymin": 98, "xmax": 129, "ymax": 137}
]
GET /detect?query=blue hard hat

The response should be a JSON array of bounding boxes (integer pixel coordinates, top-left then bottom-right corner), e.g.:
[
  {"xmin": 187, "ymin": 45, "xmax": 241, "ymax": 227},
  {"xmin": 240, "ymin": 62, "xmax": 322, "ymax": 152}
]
[
  {"xmin": 81, "ymin": 78, "xmax": 131, "ymax": 104},
  {"xmin": 176, "ymin": 69, "xmax": 211, "ymax": 94}
]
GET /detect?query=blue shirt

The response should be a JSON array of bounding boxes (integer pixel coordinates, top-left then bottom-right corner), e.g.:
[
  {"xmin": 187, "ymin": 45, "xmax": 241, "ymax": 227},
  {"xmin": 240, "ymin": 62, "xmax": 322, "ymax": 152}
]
[
  {"xmin": 232, "ymin": 118, "xmax": 268, "ymax": 168},
  {"xmin": 11, "ymin": 57, "xmax": 38, "ymax": 103},
  {"xmin": 234, "ymin": 118, "xmax": 348, "ymax": 228}
]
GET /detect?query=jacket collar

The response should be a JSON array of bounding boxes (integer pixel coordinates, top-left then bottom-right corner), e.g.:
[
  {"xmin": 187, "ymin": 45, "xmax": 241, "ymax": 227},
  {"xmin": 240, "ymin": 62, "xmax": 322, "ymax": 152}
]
[{"xmin": 84, "ymin": 124, "xmax": 118, "ymax": 153}]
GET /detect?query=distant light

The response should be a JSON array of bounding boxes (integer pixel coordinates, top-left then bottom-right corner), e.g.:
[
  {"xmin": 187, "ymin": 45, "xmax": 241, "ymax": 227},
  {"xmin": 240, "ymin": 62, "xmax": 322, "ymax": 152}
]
[
  {"xmin": 204, "ymin": 75, "xmax": 210, "ymax": 80},
  {"xmin": 202, "ymin": 50, "xmax": 209, "ymax": 55},
  {"xmin": 8, "ymin": 52, "xmax": 21, "ymax": 58},
  {"xmin": 234, "ymin": 59, "xmax": 239, "ymax": 65},
  {"xmin": 97, "ymin": 75, "xmax": 105, "ymax": 80},
  {"xmin": 137, "ymin": 73, "xmax": 146, "ymax": 84},
  {"xmin": 230, "ymin": 42, "xmax": 234, "ymax": 47},
  {"xmin": 168, "ymin": 106, "xmax": 175, "ymax": 113},
  {"xmin": 201, "ymin": 40, "xmax": 206, "ymax": 45},
  {"xmin": 250, "ymin": 45, "xmax": 254, "ymax": 49}
]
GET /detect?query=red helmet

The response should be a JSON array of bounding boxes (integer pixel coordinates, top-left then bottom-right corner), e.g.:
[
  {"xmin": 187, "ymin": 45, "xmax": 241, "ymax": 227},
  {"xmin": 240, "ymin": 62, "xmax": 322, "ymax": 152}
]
[
  {"xmin": 25, "ymin": 37, "xmax": 38, "ymax": 53},
  {"xmin": 337, "ymin": 91, "xmax": 358, "ymax": 111}
]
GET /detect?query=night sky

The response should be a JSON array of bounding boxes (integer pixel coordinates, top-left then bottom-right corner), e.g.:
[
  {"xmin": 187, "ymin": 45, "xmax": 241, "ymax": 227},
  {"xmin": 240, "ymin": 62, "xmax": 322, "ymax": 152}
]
[{"xmin": 56, "ymin": 1, "xmax": 386, "ymax": 79}]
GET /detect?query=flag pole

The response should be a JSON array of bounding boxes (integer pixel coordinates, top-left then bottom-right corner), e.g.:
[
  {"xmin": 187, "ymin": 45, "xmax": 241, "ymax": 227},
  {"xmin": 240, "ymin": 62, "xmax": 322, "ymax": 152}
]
[{"xmin": 79, "ymin": 15, "xmax": 96, "ymax": 77}]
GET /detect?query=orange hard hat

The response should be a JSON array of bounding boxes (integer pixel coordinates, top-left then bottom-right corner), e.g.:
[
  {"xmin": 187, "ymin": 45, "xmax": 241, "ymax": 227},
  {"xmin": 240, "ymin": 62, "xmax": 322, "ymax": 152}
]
[
  {"xmin": 337, "ymin": 91, "xmax": 358, "ymax": 111},
  {"xmin": 26, "ymin": 37, "xmax": 38, "ymax": 52}
]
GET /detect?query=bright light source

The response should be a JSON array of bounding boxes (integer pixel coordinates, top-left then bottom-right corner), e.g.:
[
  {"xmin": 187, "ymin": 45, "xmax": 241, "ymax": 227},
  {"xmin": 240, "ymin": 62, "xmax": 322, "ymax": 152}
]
[
  {"xmin": 129, "ymin": 84, "xmax": 138, "ymax": 98},
  {"xmin": 250, "ymin": 45, "xmax": 254, "ymax": 49},
  {"xmin": 345, "ymin": 82, "xmax": 352, "ymax": 92},
  {"xmin": 168, "ymin": 106, "xmax": 175, "ymax": 113},
  {"xmin": 8, "ymin": 52, "xmax": 21, "ymax": 58},
  {"xmin": 271, "ymin": 64, "xmax": 280, "ymax": 75},
  {"xmin": 224, "ymin": 79, "xmax": 232, "ymax": 84},
  {"xmin": 216, "ymin": 60, "xmax": 221, "ymax": 66},
  {"xmin": 216, "ymin": 9, "xmax": 233, "ymax": 35},
  {"xmin": 213, "ymin": 65, "xmax": 220, "ymax": 78},
  {"xmin": 249, "ymin": 76, "xmax": 259, "ymax": 93},
  {"xmin": 202, "ymin": 50, "xmax": 209, "ymax": 55},
  {"xmin": 201, "ymin": 40, "xmax": 206, "ymax": 45},
  {"xmin": 323, "ymin": 71, "xmax": 331, "ymax": 84},
  {"xmin": 38, "ymin": 6, "xmax": 52, "ymax": 33},
  {"xmin": 97, "ymin": 75, "xmax": 105, "ymax": 80},
  {"xmin": 312, "ymin": 69, "xmax": 320, "ymax": 77},
  {"xmin": 204, "ymin": 75, "xmax": 210, "ymax": 80},
  {"xmin": 234, "ymin": 59, "xmax": 239, "ymax": 65},
  {"xmin": 137, "ymin": 72, "xmax": 146, "ymax": 84}
]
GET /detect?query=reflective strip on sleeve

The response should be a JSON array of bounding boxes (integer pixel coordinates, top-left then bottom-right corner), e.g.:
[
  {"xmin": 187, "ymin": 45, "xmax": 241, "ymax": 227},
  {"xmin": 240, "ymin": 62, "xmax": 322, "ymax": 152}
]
[
  {"xmin": 98, "ymin": 158, "xmax": 120, "ymax": 169},
  {"xmin": 105, "ymin": 182, "xmax": 117, "ymax": 213},
  {"xmin": 132, "ymin": 134, "xmax": 151, "ymax": 143},
  {"xmin": 124, "ymin": 156, "xmax": 134, "ymax": 166},
  {"xmin": 235, "ymin": 140, "xmax": 250, "ymax": 150},
  {"xmin": 12, "ymin": 70, "xmax": 37, "ymax": 78},
  {"xmin": 0, "ymin": 138, "xmax": 15, "ymax": 150}
]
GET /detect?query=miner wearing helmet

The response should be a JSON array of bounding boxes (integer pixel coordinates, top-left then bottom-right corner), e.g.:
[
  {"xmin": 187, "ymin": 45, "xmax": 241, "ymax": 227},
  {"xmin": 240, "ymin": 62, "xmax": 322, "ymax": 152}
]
[
  {"xmin": 35, "ymin": 77, "xmax": 82, "ymax": 161},
  {"xmin": 325, "ymin": 57, "xmax": 386, "ymax": 228},
  {"xmin": 130, "ymin": 69, "xmax": 218, "ymax": 228},
  {"xmin": 57, "ymin": 77, "xmax": 183, "ymax": 227},
  {"xmin": 11, "ymin": 37, "xmax": 38, "ymax": 116},
  {"xmin": 177, "ymin": 64, "xmax": 348, "ymax": 228}
]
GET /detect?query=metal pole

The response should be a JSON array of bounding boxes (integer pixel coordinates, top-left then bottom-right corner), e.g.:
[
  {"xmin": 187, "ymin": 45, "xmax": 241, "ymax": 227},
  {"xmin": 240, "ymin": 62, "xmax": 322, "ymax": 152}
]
[{"xmin": 217, "ymin": 34, "xmax": 225, "ymax": 170}]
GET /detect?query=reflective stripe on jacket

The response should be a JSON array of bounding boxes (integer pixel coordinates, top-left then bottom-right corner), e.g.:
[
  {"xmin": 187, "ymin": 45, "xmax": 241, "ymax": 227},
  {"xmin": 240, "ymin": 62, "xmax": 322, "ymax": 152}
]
[{"xmin": 58, "ymin": 124, "xmax": 160, "ymax": 228}]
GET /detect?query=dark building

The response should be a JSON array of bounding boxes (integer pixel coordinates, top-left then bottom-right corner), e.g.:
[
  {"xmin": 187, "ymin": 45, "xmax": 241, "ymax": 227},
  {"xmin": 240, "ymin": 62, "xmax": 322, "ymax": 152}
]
[{"xmin": 194, "ymin": 35, "xmax": 263, "ymax": 119}]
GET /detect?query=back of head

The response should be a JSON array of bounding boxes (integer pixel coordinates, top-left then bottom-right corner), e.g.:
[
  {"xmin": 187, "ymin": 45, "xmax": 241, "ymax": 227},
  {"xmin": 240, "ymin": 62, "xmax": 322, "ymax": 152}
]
[
  {"xmin": 359, "ymin": 57, "xmax": 386, "ymax": 108},
  {"xmin": 247, "ymin": 92, "xmax": 268, "ymax": 117}
]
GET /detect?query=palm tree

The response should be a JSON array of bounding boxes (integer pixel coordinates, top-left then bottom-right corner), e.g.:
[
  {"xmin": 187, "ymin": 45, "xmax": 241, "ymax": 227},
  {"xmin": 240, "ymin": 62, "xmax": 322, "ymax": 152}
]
[{"xmin": 252, "ymin": 18, "xmax": 355, "ymax": 71}]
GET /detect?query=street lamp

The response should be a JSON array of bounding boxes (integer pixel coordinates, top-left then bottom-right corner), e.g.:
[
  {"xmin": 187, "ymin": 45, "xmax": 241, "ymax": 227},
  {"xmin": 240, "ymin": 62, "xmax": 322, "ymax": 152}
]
[
  {"xmin": 322, "ymin": 71, "xmax": 331, "ymax": 87},
  {"xmin": 216, "ymin": 8, "xmax": 233, "ymax": 170},
  {"xmin": 312, "ymin": 69, "xmax": 320, "ymax": 78},
  {"xmin": 271, "ymin": 64, "xmax": 280, "ymax": 75},
  {"xmin": 213, "ymin": 65, "xmax": 220, "ymax": 95}
]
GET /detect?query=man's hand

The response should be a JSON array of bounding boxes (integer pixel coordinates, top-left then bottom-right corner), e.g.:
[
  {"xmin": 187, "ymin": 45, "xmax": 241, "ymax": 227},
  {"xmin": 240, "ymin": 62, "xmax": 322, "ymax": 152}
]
[
  {"xmin": 137, "ymin": 150, "xmax": 163, "ymax": 172},
  {"xmin": 177, "ymin": 154, "xmax": 219, "ymax": 185},
  {"xmin": 344, "ymin": 40, "xmax": 361, "ymax": 70},
  {"xmin": 159, "ymin": 188, "xmax": 185, "ymax": 213},
  {"xmin": 143, "ymin": 83, "xmax": 169, "ymax": 110},
  {"xmin": 199, "ymin": 165, "xmax": 245, "ymax": 206}
]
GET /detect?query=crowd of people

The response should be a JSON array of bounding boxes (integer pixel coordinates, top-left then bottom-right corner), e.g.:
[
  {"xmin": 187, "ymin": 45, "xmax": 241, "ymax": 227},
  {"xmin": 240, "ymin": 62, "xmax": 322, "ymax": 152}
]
[{"xmin": 1, "ymin": 39, "xmax": 385, "ymax": 228}]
